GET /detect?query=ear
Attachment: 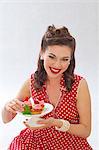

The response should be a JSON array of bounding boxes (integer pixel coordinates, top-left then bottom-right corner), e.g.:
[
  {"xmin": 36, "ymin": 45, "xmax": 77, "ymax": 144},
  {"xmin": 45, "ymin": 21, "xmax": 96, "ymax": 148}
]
[
  {"xmin": 40, "ymin": 53, "xmax": 44, "ymax": 60},
  {"xmin": 40, "ymin": 55, "xmax": 44, "ymax": 60},
  {"xmin": 40, "ymin": 49, "xmax": 45, "ymax": 60}
]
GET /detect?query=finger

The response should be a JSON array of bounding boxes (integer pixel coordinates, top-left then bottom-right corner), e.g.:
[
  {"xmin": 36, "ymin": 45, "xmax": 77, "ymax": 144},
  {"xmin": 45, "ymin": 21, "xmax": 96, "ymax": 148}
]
[
  {"xmin": 13, "ymin": 99, "xmax": 24, "ymax": 107},
  {"xmin": 23, "ymin": 121, "xmax": 37, "ymax": 130},
  {"xmin": 9, "ymin": 102, "xmax": 23, "ymax": 112},
  {"xmin": 23, "ymin": 121, "xmax": 30, "ymax": 128},
  {"xmin": 14, "ymin": 104, "xmax": 24, "ymax": 112},
  {"xmin": 10, "ymin": 99, "xmax": 23, "ymax": 110},
  {"xmin": 38, "ymin": 118, "xmax": 55, "ymax": 127},
  {"xmin": 37, "ymin": 118, "xmax": 47, "ymax": 124},
  {"xmin": 6, "ymin": 105, "xmax": 17, "ymax": 114},
  {"xmin": 10, "ymin": 100, "xmax": 24, "ymax": 111},
  {"xmin": 23, "ymin": 121, "xmax": 46, "ymax": 130}
]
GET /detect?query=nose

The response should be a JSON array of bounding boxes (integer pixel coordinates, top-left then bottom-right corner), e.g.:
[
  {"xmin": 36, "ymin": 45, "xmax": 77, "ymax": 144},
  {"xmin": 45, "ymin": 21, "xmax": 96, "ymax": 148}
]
[{"xmin": 54, "ymin": 60, "xmax": 62, "ymax": 68}]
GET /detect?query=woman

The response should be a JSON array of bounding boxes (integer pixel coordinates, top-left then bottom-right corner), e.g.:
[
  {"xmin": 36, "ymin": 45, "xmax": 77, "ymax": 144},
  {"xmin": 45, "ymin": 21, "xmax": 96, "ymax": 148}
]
[{"xmin": 2, "ymin": 25, "xmax": 92, "ymax": 149}]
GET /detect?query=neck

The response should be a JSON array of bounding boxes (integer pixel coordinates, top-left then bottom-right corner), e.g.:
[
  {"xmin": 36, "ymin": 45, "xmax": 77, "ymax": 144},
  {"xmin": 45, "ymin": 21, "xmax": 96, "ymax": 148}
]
[{"xmin": 47, "ymin": 75, "xmax": 62, "ymax": 86}]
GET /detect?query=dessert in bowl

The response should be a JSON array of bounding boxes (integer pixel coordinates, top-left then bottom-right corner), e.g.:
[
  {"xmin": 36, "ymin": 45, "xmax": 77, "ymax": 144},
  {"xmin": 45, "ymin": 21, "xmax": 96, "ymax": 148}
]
[
  {"xmin": 22, "ymin": 97, "xmax": 45, "ymax": 115},
  {"xmin": 19, "ymin": 97, "xmax": 53, "ymax": 127}
]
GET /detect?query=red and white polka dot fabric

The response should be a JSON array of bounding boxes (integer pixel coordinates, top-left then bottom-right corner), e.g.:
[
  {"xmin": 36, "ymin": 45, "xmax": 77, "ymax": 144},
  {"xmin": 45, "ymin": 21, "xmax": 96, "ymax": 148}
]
[{"xmin": 8, "ymin": 74, "xmax": 92, "ymax": 150}]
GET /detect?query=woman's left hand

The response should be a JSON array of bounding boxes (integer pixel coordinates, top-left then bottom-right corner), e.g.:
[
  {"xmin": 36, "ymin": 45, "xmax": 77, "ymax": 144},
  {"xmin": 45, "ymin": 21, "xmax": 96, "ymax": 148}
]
[{"xmin": 23, "ymin": 117, "xmax": 57, "ymax": 130}]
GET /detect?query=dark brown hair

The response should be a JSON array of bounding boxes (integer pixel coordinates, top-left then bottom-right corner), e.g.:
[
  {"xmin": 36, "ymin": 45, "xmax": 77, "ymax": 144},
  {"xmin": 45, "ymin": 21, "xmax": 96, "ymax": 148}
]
[{"xmin": 34, "ymin": 25, "xmax": 76, "ymax": 91}]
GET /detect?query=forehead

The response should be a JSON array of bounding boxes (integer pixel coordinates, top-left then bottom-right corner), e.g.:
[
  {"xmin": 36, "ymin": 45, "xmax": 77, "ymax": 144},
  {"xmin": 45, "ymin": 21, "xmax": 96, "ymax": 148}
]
[{"xmin": 46, "ymin": 45, "xmax": 72, "ymax": 57}]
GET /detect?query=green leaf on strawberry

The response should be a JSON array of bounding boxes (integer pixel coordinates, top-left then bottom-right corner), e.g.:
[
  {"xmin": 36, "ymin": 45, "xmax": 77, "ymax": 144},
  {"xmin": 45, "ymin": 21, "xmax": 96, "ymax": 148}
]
[{"xmin": 22, "ymin": 105, "xmax": 31, "ymax": 115}]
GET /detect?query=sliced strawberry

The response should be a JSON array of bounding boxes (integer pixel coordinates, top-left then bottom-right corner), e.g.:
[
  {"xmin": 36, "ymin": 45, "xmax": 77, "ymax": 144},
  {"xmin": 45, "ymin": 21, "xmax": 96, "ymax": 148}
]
[
  {"xmin": 34, "ymin": 99, "xmax": 40, "ymax": 104},
  {"xmin": 41, "ymin": 104, "xmax": 44, "ymax": 107},
  {"xmin": 24, "ymin": 97, "xmax": 29, "ymax": 101},
  {"xmin": 30, "ymin": 106, "xmax": 32, "ymax": 109}
]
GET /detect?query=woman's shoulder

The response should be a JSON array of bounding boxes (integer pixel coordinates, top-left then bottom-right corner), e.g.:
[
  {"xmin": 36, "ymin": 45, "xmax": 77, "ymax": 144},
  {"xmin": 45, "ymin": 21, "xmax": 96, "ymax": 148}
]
[
  {"xmin": 31, "ymin": 73, "xmax": 35, "ymax": 80},
  {"xmin": 73, "ymin": 74, "xmax": 87, "ymax": 88},
  {"xmin": 74, "ymin": 74, "xmax": 85, "ymax": 81},
  {"xmin": 74, "ymin": 74, "xmax": 88, "ymax": 89}
]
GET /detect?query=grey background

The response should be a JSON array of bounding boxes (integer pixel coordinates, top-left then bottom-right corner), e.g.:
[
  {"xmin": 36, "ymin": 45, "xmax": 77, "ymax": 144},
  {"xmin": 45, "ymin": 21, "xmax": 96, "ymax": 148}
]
[{"xmin": 0, "ymin": 1, "xmax": 98, "ymax": 149}]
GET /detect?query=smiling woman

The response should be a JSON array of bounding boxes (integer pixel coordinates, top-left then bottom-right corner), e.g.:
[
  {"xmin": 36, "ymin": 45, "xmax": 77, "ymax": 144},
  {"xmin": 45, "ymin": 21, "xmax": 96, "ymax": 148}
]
[
  {"xmin": 41, "ymin": 45, "xmax": 71, "ymax": 78},
  {"xmin": 2, "ymin": 25, "xmax": 93, "ymax": 150}
]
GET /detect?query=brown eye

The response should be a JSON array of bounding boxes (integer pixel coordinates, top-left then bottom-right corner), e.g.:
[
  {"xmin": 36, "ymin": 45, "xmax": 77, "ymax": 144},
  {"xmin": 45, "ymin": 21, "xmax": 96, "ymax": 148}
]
[
  {"xmin": 62, "ymin": 58, "xmax": 69, "ymax": 61},
  {"xmin": 48, "ymin": 55, "xmax": 54, "ymax": 59}
]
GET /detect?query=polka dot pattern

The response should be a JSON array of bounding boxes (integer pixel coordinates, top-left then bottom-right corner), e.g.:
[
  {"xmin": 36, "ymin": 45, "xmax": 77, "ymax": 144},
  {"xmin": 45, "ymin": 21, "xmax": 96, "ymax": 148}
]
[{"xmin": 8, "ymin": 74, "xmax": 92, "ymax": 150}]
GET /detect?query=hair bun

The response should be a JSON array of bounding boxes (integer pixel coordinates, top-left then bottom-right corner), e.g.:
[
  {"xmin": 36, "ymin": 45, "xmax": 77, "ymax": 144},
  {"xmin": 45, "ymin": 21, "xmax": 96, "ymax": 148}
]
[
  {"xmin": 47, "ymin": 25, "xmax": 55, "ymax": 31},
  {"xmin": 55, "ymin": 29, "xmax": 61, "ymax": 35},
  {"xmin": 46, "ymin": 25, "xmax": 72, "ymax": 39}
]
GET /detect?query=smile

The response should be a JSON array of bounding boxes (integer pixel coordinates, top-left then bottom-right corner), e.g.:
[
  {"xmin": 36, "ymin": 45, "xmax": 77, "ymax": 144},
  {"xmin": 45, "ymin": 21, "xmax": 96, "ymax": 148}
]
[{"xmin": 49, "ymin": 67, "xmax": 61, "ymax": 74}]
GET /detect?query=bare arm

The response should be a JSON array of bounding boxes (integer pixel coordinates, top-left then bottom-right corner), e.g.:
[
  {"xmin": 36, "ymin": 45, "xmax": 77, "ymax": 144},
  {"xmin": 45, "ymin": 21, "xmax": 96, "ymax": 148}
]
[
  {"xmin": 2, "ymin": 79, "xmax": 31, "ymax": 123},
  {"xmin": 55, "ymin": 79, "xmax": 92, "ymax": 138}
]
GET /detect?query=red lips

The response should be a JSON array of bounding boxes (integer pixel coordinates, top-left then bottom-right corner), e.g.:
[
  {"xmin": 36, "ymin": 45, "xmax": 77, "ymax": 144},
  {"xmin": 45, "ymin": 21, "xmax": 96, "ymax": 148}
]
[{"xmin": 49, "ymin": 67, "xmax": 61, "ymax": 74}]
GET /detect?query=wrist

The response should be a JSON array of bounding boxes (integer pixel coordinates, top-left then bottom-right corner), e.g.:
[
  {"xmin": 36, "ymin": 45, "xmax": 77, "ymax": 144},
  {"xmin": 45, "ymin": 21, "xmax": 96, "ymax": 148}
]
[
  {"xmin": 55, "ymin": 119, "xmax": 70, "ymax": 132},
  {"xmin": 54, "ymin": 119, "xmax": 63, "ymax": 128}
]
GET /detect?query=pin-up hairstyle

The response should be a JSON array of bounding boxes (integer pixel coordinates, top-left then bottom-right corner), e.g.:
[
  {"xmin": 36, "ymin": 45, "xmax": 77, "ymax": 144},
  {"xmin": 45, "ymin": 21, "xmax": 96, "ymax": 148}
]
[{"xmin": 34, "ymin": 25, "xmax": 76, "ymax": 91}]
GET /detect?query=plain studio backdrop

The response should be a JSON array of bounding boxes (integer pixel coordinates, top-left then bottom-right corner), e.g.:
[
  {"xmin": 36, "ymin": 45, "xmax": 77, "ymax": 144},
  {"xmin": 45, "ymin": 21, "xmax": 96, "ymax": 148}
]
[{"xmin": 0, "ymin": 0, "xmax": 98, "ymax": 149}]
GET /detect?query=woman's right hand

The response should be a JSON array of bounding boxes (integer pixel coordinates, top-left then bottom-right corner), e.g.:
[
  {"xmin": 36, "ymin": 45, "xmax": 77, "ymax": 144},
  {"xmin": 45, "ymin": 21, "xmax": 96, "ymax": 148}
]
[{"xmin": 4, "ymin": 99, "xmax": 24, "ymax": 114}]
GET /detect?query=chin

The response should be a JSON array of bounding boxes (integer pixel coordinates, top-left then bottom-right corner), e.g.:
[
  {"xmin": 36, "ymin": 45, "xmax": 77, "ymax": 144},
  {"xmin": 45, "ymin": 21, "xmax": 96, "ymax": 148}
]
[{"xmin": 47, "ymin": 72, "xmax": 62, "ymax": 79}]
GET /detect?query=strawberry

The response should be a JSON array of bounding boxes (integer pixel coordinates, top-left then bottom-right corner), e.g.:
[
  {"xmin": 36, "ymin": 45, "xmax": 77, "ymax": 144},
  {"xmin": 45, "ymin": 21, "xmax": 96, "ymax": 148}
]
[
  {"xmin": 24, "ymin": 97, "xmax": 29, "ymax": 101},
  {"xmin": 41, "ymin": 104, "xmax": 44, "ymax": 107},
  {"xmin": 34, "ymin": 99, "xmax": 40, "ymax": 104}
]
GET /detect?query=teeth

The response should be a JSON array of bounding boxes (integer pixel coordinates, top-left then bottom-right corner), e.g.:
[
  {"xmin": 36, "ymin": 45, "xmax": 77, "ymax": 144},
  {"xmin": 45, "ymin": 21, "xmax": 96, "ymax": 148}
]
[
  {"xmin": 52, "ymin": 69, "xmax": 59, "ymax": 72},
  {"xmin": 50, "ymin": 67, "xmax": 60, "ymax": 73}
]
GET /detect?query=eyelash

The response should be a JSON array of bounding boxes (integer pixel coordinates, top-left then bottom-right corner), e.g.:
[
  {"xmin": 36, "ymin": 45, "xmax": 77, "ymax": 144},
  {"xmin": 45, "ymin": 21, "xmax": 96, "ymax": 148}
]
[
  {"xmin": 62, "ymin": 59, "xmax": 69, "ymax": 61},
  {"xmin": 48, "ymin": 56, "xmax": 69, "ymax": 61},
  {"xmin": 48, "ymin": 55, "xmax": 54, "ymax": 59}
]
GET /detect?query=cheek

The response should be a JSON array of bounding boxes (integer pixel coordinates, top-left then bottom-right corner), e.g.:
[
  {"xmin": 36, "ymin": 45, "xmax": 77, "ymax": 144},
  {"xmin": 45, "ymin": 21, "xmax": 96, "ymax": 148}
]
[
  {"xmin": 43, "ymin": 59, "xmax": 50, "ymax": 70},
  {"xmin": 44, "ymin": 58, "xmax": 52, "ymax": 66},
  {"xmin": 62, "ymin": 63, "xmax": 70, "ymax": 70}
]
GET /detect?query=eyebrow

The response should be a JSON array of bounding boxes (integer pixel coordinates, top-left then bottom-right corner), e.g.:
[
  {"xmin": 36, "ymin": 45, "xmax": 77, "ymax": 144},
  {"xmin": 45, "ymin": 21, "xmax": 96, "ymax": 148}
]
[{"xmin": 48, "ymin": 53, "xmax": 70, "ymax": 59}]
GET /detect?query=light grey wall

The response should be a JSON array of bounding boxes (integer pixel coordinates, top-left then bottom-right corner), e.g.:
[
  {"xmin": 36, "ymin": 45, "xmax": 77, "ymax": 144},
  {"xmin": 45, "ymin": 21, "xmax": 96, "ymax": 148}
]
[{"xmin": 0, "ymin": 1, "xmax": 98, "ymax": 149}]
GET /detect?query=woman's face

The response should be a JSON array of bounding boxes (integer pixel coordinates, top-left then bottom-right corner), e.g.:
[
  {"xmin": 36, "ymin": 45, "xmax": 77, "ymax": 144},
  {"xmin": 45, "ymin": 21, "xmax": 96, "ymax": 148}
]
[{"xmin": 42, "ymin": 45, "xmax": 72, "ymax": 79}]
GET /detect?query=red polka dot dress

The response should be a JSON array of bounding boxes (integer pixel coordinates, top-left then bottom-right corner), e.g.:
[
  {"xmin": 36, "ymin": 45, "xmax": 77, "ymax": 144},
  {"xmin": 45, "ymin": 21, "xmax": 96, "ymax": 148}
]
[{"xmin": 8, "ymin": 74, "xmax": 92, "ymax": 150}]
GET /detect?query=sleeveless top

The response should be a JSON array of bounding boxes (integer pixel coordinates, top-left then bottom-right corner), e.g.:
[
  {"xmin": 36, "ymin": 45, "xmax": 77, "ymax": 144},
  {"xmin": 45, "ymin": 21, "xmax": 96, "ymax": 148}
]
[{"xmin": 8, "ymin": 74, "xmax": 92, "ymax": 150}]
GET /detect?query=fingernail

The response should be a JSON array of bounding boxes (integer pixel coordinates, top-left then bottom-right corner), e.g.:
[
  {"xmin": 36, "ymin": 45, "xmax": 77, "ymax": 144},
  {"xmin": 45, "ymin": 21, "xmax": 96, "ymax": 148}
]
[{"xmin": 22, "ymin": 104, "xmax": 24, "ymax": 107}]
